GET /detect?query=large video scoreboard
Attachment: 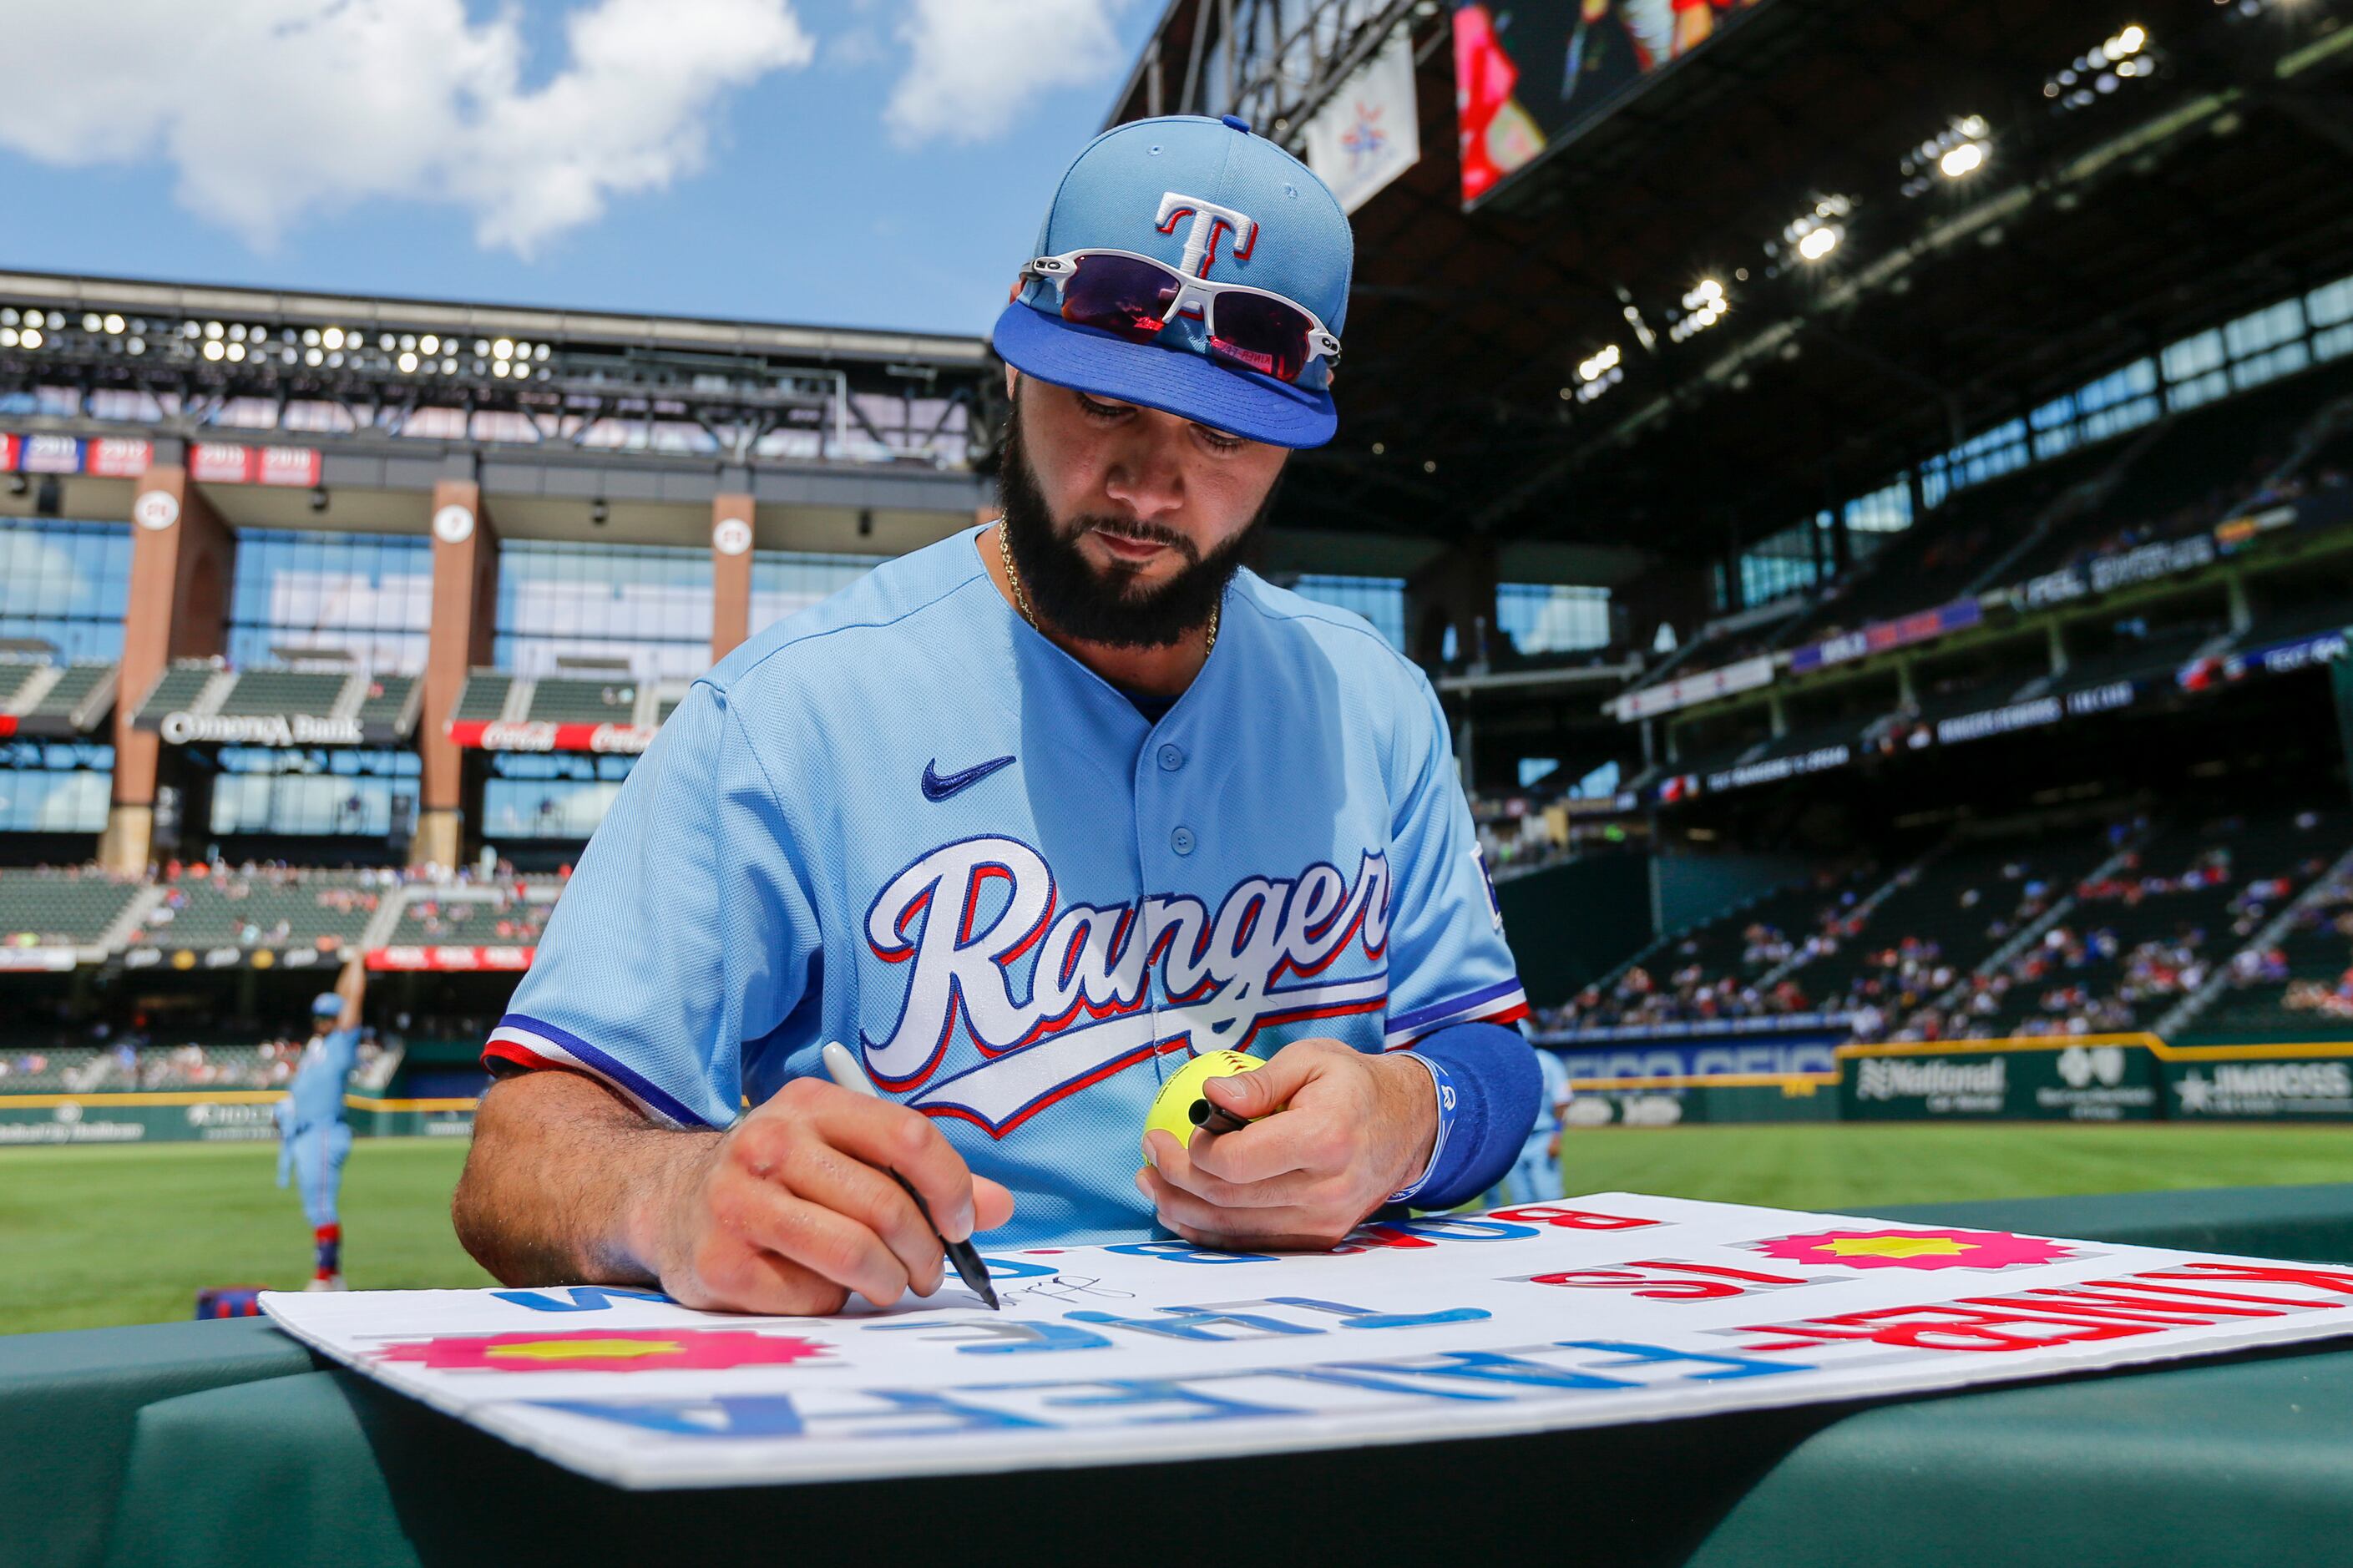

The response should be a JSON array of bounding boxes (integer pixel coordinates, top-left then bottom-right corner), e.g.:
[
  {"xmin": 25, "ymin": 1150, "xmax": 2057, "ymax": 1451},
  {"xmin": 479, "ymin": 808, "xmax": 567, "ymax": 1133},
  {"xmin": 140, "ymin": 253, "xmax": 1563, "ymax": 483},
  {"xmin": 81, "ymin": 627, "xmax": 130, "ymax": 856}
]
[{"xmin": 1455, "ymin": 0, "xmax": 1769, "ymax": 206}]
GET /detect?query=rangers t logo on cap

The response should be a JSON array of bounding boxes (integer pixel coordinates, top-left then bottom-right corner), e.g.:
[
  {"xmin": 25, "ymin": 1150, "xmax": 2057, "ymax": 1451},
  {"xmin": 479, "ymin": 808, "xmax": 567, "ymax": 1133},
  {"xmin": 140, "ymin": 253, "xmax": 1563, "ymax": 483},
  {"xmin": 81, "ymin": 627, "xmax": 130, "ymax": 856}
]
[{"xmin": 993, "ymin": 114, "xmax": 1355, "ymax": 449}]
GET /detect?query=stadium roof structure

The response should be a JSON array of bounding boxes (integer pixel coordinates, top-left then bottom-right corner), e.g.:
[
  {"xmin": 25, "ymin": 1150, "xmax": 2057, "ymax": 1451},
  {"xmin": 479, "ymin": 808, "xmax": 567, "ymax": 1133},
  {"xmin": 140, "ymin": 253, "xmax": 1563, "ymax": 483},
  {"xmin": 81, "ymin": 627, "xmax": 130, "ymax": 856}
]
[
  {"xmin": 1106, "ymin": 0, "xmax": 2353, "ymax": 567},
  {"xmin": 0, "ymin": 268, "xmax": 997, "ymax": 550}
]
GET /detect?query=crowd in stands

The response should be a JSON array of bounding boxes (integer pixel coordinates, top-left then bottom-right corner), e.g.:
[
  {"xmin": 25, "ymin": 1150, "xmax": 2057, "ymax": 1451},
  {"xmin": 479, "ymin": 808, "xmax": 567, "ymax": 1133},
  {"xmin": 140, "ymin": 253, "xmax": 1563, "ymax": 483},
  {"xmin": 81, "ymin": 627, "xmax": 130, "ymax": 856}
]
[
  {"xmin": 0, "ymin": 1026, "xmax": 394, "ymax": 1095},
  {"xmin": 1538, "ymin": 808, "xmax": 2349, "ymax": 1044}
]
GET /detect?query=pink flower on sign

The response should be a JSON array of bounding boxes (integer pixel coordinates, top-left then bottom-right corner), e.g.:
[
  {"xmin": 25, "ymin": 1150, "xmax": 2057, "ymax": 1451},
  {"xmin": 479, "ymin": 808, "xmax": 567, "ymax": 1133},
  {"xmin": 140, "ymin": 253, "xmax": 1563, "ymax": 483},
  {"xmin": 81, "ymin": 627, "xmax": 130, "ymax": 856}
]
[
  {"xmin": 378, "ymin": 1328, "xmax": 831, "ymax": 1372},
  {"xmin": 1748, "ymin": 1227, "xmax": 2077, "ymax": 1272}
]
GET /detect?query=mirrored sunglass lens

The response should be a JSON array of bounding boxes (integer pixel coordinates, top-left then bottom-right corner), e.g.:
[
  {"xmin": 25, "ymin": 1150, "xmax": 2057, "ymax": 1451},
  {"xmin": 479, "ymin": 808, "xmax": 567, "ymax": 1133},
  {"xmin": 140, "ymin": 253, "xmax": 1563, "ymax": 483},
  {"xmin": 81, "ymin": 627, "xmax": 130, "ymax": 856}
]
[
  {"xmin": 1060, "ymin": 256, "xmax": 1182, "ymax": 341},
  {"xmin": 1206, "ymin": 291, "xmax": 1313, "ymax": 382}
]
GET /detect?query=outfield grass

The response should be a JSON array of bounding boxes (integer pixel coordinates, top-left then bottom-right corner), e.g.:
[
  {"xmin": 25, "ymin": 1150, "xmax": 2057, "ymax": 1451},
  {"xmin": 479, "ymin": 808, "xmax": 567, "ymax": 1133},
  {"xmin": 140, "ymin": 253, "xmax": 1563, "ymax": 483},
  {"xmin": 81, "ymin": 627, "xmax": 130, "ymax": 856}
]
[
  {"xmin": 0, "ymin": 1138, "xmax": 488, "ymax": 1337},
  {"xmin": 3, "ymin": 1124, "xmax": 2349, "ymax": 1336}
]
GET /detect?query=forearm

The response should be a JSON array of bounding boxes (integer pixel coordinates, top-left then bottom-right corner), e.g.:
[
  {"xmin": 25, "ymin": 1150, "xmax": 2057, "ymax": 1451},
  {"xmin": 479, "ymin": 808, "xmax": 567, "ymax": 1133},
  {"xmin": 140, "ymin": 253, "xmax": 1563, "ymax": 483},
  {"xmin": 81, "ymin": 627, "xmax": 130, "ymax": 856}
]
[{"xmin": 453, "ymin": 1068, "xmax": 719, "ymax": 1287}]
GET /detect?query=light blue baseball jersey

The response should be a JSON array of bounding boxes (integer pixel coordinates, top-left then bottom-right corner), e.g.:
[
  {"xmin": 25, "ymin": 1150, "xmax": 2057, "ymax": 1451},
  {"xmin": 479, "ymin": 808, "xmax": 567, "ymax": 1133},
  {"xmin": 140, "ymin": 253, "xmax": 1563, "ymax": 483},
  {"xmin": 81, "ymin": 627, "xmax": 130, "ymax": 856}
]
[
  {"xmin": 488, "ymin": 526, "xmax": 1528, "ymax": 1247},
  {"xmin": 1531, "ymin": 1046, "xmax": 1571, "ymax": 1140},
  {"xmin": 283, "ymin": 1026, "xmax": 361, "ymax": 1130}
]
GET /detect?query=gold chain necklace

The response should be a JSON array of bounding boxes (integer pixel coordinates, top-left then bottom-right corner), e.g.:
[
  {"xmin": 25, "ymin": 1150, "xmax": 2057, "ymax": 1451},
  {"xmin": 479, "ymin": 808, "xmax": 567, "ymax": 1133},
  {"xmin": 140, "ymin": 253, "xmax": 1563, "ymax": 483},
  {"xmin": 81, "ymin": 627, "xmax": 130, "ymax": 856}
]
[{"xmin": 996, "ymin": 518, "xmax": 1218, "ymax": 655}]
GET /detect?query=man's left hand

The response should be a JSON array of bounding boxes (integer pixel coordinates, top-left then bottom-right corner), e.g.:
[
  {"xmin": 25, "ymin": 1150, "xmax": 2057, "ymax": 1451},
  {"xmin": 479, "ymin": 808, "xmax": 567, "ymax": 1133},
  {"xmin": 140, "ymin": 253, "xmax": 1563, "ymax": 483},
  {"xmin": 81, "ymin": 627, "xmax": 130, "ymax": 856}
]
[{"xmin": 1137, "ymin": 1039, "xmax": 1436, "ymax": 1250}]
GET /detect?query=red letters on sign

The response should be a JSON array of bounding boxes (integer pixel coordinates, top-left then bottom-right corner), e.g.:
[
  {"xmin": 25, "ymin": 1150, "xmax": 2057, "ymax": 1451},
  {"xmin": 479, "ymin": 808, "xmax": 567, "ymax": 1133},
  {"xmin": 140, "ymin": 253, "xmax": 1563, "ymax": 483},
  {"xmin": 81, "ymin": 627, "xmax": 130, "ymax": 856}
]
[
  {"xmin": 1527, "ymin": 1261, "xmax": 1809, "ymax": 1302},
  {"xmin": 1488, "ymin": 1206, "xmax": 1665, "ymax": 1232}
]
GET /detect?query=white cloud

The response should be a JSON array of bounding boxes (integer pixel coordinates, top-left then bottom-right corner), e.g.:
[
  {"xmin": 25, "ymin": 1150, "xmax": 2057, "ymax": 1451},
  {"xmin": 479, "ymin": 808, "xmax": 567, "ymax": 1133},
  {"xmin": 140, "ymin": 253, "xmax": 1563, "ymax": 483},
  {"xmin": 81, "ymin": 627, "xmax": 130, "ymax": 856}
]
[
  {"xmin": 885, "ymin": 0, "xmax": 1126, "ymax": 146},
  {"xmin": 0, "ymin": 0, "xmax": 813, "ymax": 256}
]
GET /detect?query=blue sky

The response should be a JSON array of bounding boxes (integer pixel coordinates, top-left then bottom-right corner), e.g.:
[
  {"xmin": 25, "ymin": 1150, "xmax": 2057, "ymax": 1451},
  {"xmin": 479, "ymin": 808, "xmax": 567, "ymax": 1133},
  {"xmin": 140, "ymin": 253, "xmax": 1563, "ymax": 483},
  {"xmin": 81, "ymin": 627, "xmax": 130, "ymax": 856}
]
[{"xmin": 0, "ymin": 0, "xmax": 1161, "ymax": 337}]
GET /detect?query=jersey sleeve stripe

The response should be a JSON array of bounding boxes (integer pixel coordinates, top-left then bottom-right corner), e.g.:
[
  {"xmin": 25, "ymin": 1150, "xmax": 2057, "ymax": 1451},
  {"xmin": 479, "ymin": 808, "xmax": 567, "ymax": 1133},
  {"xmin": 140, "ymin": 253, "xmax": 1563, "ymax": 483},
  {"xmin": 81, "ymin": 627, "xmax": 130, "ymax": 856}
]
[
  {"xmin": 487, "ymin": 1013, "xmax": 716, "ymax": 1130},
  {"xmin": 1383, "ymin": 980, "xmax": 1531, "ymax": 1049}
]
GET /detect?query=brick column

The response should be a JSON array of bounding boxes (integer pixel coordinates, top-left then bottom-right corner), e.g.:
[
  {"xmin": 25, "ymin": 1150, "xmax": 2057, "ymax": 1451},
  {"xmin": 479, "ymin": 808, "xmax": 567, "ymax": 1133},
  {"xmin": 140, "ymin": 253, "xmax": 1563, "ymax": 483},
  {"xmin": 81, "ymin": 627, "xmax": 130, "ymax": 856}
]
[
  {"xmin": 710, "ymin": 493, "xmax": 754, "ymax": 664},
  {"xmin": 100, "ymin": 461, "xmax": 235, "ymax": 873},
  {"xmin": 412, "ymin": 478, "xmax": 498, "ymax": 870}
]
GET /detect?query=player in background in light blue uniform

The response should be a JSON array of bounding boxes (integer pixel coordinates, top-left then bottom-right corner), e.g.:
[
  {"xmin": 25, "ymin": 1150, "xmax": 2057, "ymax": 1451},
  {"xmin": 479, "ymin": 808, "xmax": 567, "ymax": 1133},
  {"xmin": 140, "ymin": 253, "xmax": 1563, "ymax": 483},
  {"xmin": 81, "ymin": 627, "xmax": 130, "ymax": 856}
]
[
  {"xmin": 454, "ymin": 114, "xmax": 1544, "ymax": 1316},
  {"xmin": 1501, "ymin": 1045, "xmax": 1572, "ymax": 1206},
  {"xmin": 276, "ymin": 953, "xmax": 367, "ymax": 1291}
]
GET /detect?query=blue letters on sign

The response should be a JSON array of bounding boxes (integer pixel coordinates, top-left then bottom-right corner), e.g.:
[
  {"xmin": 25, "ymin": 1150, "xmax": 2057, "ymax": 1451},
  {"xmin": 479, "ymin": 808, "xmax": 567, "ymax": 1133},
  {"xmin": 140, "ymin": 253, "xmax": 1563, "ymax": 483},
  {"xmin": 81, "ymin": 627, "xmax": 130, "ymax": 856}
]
[{"xmin": 492, "ymin": 1286, "xmax": 670, "ymax": 1313}]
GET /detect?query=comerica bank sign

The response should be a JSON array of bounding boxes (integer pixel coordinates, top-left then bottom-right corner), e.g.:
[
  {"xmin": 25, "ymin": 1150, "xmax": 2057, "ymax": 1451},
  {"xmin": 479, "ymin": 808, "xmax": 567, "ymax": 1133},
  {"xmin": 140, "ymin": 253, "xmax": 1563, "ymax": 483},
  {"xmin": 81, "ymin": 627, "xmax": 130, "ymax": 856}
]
[{"xmin": 156, "ymin": 711, "xmax": 364, "ymax": 746}]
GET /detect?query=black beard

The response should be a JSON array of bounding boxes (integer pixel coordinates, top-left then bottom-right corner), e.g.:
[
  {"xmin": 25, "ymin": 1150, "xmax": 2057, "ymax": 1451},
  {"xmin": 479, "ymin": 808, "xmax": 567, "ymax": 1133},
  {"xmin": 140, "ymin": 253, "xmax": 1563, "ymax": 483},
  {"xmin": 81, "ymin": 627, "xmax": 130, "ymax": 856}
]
[{"xmin": 995, "ymin": 394, "xmax": 1270, "ymax": 650}]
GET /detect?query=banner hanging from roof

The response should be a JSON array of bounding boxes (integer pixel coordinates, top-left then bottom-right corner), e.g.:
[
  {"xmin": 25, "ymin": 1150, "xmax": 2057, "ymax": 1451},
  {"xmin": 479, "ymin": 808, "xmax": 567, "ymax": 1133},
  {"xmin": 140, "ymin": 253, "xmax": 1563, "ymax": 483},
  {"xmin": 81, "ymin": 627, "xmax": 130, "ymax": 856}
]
[
  {"xmin": 265, "ymin": 1192, "xmax": 2353, "ymax": 1491},
  {"xmin": 1303, "ymin": 25, "xmax": 1421, "ymax": 215}
]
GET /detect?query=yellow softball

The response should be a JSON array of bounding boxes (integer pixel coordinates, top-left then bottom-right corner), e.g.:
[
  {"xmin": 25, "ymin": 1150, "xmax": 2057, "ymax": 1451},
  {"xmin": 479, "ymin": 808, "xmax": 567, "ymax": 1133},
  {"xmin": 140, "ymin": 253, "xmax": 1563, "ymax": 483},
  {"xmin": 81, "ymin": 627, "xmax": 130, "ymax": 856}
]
[{"xmin": 1143, "ymin": 1049, "xmax": 1265, "ymax": 1150}]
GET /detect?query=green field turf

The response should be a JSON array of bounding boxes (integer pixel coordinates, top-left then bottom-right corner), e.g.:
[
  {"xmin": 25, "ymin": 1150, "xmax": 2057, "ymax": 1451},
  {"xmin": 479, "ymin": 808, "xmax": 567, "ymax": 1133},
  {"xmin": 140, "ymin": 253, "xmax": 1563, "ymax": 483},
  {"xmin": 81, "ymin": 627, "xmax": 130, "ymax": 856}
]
[{"xmin": 3, "ymin": 1124, "xmax": 2349, "ymax": 1336}]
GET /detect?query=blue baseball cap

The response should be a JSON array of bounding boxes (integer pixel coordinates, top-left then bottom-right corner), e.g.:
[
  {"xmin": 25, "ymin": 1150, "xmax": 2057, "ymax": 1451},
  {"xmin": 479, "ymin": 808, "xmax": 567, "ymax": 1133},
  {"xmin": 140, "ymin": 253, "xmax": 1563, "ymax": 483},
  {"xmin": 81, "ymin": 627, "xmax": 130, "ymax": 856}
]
[
  {"xmin": 993, "ymin": 114, "xmax": 1353, "ymax": 449},
  {"xmin": 311, "ymin": 993, "xmax": 342, "ymax": 1019}
]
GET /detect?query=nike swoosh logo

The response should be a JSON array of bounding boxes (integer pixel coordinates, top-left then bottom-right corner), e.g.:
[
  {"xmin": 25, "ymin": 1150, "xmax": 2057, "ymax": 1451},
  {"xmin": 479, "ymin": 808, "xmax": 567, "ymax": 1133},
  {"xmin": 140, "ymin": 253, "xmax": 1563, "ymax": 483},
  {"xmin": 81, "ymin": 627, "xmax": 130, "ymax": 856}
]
[{"xmin": 922, "ymin": 755, "xmax": 1016, "ymax": 802}]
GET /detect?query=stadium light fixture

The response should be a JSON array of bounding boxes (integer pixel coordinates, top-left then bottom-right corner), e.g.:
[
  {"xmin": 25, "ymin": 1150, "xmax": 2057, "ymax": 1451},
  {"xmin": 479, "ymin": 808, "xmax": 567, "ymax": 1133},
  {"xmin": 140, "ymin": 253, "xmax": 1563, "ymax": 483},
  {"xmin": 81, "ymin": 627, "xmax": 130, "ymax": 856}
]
[
  {"xmin": 1798, "ymin": 227, "xmax": 1840, "ymax": 261},
  {"xmin": 0, "ymin": 328, "xmax": 16, "ymax": 349},
  {"xmin": 1939, "ymin": 141, "xmax": 1985, "ymax": 178},
  {"xmin": 1669, "ymin": 280, "xmax": 1729, "ymax": 344}
]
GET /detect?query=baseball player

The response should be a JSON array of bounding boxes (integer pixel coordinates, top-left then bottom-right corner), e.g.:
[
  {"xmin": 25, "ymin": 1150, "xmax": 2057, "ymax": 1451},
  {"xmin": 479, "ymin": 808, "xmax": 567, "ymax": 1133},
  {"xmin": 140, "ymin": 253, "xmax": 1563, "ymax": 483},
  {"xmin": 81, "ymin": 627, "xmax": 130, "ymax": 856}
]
[
  {"xmin": 1501, "ymin": 1045, "xmax": 1573, "ymax": 1206},
  {"xmin": 276, "ymin": 953, "xmax": 367, "ymax": 1291},
  {"xmin": 454, "ymin": 114, "xmax": 1543, "ymax": 1315}
]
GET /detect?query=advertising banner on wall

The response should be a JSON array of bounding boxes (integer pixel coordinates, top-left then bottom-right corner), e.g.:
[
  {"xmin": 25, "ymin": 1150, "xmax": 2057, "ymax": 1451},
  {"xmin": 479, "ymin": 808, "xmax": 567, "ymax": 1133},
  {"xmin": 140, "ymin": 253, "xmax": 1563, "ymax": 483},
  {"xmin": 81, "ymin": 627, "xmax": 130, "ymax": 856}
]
[
  {"xmin": 1302, "ymin": 25, "xmax": 1420, "ymax": 214},
  {"xmin": 2163, "ymin": 1050, "xmax": 2353, "ymax": 1121},
  {"xmin": 1789, "ymin": 599, "xmax": 1982, "ymax": 675},
  {"xmin": 1840, "ymin": 1042, "xmax": 2158, "ymax": 1122},
  {"xmin": 1608, "ymin": 653, "xmax": 1775, "ymax": 721}
]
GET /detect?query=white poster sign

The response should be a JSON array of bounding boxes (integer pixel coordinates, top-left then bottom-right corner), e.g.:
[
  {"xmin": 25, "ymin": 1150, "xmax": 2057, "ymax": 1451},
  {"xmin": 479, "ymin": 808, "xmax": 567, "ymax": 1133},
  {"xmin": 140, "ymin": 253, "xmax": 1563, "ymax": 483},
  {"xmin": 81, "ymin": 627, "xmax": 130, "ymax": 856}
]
[
  {"xmin": 264, "ymin": 1194, "xmax": 2353, "ymax": 1490},
  {"xmin": 1302, "ymin": 26, "xmax": 1420, "ymax": 215}
]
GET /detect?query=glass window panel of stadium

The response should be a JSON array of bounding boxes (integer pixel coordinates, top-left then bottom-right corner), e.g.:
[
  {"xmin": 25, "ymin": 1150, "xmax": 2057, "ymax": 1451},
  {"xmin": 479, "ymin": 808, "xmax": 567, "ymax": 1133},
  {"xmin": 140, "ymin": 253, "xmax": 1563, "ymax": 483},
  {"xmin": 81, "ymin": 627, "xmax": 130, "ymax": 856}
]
[
  {"xmin": 1497, "ymin": 584, "xmax": 1612, "ymax": 655},
  {"xmin": 494, "ymin": 541, "xmax": 712, "ymax": 680},
  {"xmin": 225, "ymin": 529, "xmax": 432, "ymax": 673},
  {"xmin": 1734, "ymin": 271, "xmax": 2353, "ymax": 605},
  {"xmin": 482, "ymin": 753, "xmax": 634, "ymax": 842},
  {"xmin": 209, "ymin": 747, "xmax": 419, "ymax": 838},
  {"xmin": 0, "ymin": 518, "xmax": 133, "ymax": 837},
  {"xmin": 0, "ymin": 518, "xmax": 133, "ymax": 660}
]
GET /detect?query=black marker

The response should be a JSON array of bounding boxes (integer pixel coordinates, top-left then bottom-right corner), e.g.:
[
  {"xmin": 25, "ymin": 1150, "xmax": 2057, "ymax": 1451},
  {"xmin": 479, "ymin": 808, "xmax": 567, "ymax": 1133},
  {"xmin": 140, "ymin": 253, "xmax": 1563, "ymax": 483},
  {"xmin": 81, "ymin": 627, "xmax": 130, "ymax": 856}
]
[
  {"xmin": 821, "ymin": 1041, "xmax": 1000, "ymax": 1310},
  {"xmin": 1189, "ymin": 1097, "xmax": 1251, "ymax": 1136}
]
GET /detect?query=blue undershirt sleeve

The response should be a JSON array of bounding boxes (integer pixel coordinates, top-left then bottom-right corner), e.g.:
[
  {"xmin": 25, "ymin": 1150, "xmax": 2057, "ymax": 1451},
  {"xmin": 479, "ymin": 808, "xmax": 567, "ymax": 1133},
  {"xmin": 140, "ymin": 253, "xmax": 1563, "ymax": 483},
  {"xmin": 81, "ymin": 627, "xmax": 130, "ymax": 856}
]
[{"xmin": 1400, "ymin": 1019, "xmax": 1542, "ymax": 1211}]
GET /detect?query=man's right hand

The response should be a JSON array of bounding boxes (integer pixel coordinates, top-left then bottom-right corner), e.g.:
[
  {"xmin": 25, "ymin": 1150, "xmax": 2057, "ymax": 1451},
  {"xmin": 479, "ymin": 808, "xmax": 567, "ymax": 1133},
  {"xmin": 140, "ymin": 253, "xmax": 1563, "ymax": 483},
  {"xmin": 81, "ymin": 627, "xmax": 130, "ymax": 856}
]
[{"xmin": 626, "ymin": 1077, "xmax": 1015, "ymax": 1315}]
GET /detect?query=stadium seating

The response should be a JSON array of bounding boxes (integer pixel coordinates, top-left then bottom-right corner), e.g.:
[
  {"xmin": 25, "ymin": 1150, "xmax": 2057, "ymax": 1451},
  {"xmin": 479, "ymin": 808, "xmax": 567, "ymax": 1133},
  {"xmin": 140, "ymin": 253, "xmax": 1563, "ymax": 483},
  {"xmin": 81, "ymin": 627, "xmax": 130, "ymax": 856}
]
[
  {"xmin": 387, "ymin": 888, "xmax": 554, "ymax": 946},
  {"xmin": 126, "ymin": 867, "xmax": 382, "ymax": 951},
  {"xmin": 1553, "ymin": 869, "xmax": 1873, "ymax": 1030},
  {"xmin": 355, "ymin": 673, "xmax": 419, "ymax": 737},
  {"xmin": 1965, "ymin": 808, "xmax": 2344, "ymax": 1037},
  {"xmin": 450, "ymin": 672, "xmax": 512, "ymax": 723},
  {"xmin": 1542, "ymin": 805, "xmax": 2351, "ymax": 1042},
  {"xmin": 212, "ymin": 669, "xmax": 351, "ymax": 719},
  {"xmin": 134, "ymin": 660, "xmax": 220, "ymax": 719},
  {"xmin": 0, "ymin": 661, "xmax": 43, "ymax": 711},
  {"xmin": 522, "ymin": 676, "xmax": 636, "ymax": 724},
  {"xmin": 0, "ymin": 868, "xmax": 143, "ymax": 948}
]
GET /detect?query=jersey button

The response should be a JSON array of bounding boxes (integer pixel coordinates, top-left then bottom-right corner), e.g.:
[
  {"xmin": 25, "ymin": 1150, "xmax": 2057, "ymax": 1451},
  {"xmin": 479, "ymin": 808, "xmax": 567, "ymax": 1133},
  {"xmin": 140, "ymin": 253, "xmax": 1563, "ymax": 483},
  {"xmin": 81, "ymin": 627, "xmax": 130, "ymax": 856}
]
[
  {"xmin": 1170, "ymin": 826, "xmax": 1197, "ymax": 856},
  {"xmin": 1156, "ymin": 743, "xmax": 1185, "ymax": 771}
]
